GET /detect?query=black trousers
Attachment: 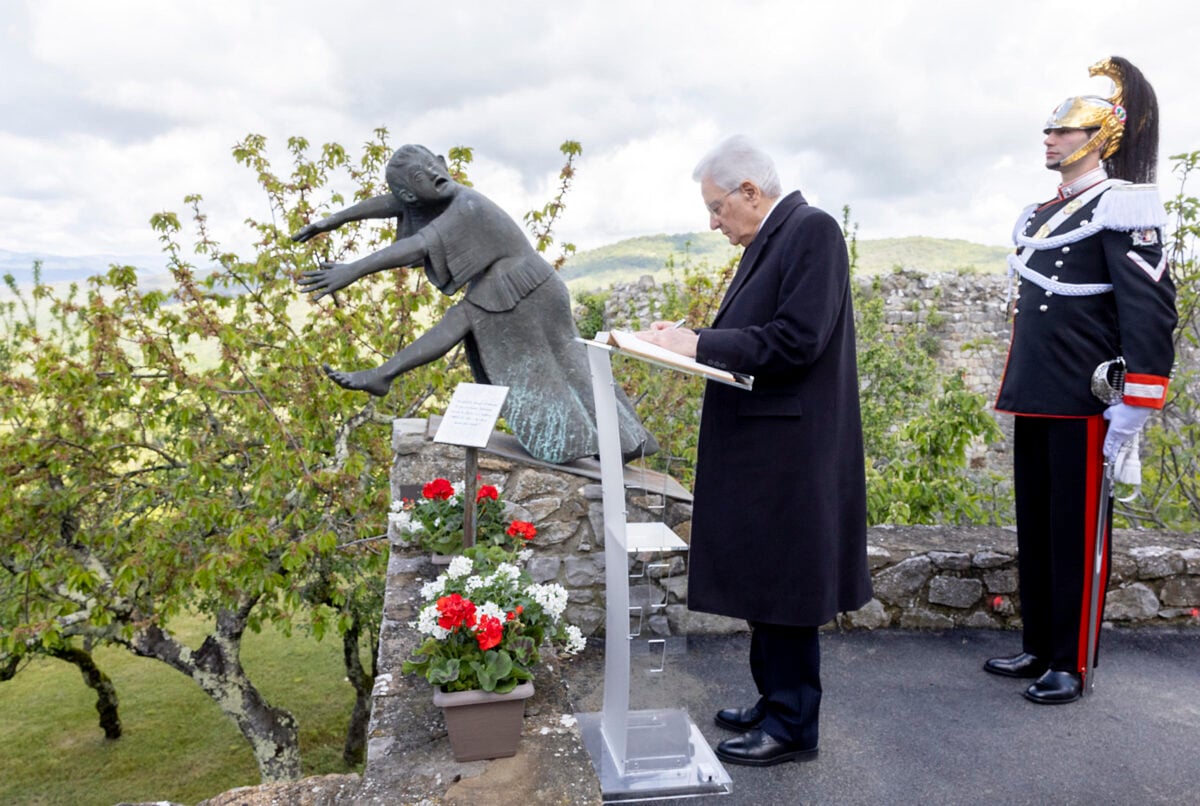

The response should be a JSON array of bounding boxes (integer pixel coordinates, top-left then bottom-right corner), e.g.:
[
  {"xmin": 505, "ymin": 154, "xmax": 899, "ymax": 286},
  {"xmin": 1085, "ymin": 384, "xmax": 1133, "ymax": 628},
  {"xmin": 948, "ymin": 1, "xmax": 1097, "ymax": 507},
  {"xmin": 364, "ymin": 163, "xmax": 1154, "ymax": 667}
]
[
  {"xmin": 1013, "ymin": 415, "xmax": 1112, "ymax": 675},
  {"xmin": 748, "ymin": 621, "xmax": 821, "ymax": 747}
]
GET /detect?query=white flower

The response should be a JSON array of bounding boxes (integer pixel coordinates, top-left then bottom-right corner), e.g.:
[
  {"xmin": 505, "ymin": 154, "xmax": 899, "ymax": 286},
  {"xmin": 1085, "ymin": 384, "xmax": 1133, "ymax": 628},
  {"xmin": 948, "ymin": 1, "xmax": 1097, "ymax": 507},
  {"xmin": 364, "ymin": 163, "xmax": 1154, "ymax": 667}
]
[
  {"xmin": 528, "ymin": 583, "xmax": 569, "ymax": 621},
  {"xmin": 414, "ymin": 603, "xmax": 449, "ymax": 640},
  {"xmin": 420, "ymin": 577, "xmax": 447, "ymax": 600},
  {"xmin": 446, "ymin": 556, "xmax": 474, "ymax": 579},
  {"xmin": 477, "ymin": 601, "xmax": 506, "ymax": 621},
  {"xmin": 492, "ymin": 563, "xmax": 521, "ymax": 586},
  {"xmin": 389, "ymin": 499, "xmax": 403, "ymax": 513},
  {"xmin": 464, "ymin": 575, "xmax": 486, "ymax": 593},
  {"xmin": 517, "ymin": 549, "xmax": 533, "ymax": 563},
  {"xmin": 563, "ymin": 624, "xmax": 586, "ymax": 655},
  {"xmin": 388, "ymin": 510, "xmax": 413, "ymax": 532}
]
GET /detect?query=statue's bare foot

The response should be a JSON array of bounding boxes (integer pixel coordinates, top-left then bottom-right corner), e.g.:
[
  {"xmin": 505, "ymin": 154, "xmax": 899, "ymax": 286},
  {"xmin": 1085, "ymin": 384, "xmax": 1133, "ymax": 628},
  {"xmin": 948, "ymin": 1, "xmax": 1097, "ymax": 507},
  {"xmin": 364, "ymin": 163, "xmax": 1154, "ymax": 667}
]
[{"xmin": 322, "ymin": 364, "xmax": 392, "ymax": 397}]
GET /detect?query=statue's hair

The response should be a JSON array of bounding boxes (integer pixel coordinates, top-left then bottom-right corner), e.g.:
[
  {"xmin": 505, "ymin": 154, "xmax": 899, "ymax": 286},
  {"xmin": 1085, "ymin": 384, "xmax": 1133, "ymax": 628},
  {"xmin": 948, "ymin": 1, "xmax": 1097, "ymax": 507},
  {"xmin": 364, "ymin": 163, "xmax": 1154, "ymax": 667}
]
[
  {"xmin": 1105, "ymin": 56, "xmax": 1159, "ymax": 184},
  {"xmin": 692, "ymin": 135, "xmax": 782, "ymax": 197},
  {"xmin": 390, "ymin": 144, "xmax": 436, "ymax": 165}
]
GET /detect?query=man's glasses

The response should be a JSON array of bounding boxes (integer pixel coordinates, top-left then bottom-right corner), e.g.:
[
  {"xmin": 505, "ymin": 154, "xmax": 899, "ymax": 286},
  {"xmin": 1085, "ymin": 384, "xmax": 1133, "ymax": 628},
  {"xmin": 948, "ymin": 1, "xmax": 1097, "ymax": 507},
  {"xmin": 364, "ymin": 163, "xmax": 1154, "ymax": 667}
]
[{"xmin": 706, "ymin": 187, "xmax": 741, "ymax": 217}]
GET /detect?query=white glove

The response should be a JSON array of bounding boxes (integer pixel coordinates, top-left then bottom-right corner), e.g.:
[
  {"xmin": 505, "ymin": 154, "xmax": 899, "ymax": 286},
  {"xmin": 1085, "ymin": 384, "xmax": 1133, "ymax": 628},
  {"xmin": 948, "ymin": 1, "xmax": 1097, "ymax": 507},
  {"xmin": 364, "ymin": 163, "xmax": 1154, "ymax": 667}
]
[{"xmin": 1103, "ymin": 403, "xmax": 1151, "ymax": 461}]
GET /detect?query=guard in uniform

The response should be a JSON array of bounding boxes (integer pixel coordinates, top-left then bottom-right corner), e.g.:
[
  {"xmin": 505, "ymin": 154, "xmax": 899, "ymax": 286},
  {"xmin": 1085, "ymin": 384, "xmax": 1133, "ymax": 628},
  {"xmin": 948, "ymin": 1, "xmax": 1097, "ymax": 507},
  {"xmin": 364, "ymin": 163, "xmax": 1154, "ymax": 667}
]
[{"xmin": 988, "ymin": 57, "xmax": 1176, "ymax": 703}]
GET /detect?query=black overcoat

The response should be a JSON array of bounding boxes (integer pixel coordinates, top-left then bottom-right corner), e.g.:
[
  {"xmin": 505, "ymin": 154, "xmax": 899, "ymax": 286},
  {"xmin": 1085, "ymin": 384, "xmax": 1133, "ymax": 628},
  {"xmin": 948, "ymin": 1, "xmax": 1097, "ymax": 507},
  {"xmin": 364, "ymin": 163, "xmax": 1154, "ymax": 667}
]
[{"xmin": 687, "ymin": 191, "xmax": 872, "ymax": 626}]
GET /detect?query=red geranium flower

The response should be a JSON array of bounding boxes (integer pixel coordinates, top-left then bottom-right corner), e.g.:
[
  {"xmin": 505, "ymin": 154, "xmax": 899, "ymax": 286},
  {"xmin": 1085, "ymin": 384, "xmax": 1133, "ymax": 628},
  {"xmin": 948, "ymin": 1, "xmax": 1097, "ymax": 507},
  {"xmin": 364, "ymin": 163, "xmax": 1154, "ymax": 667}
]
[
  {"xmin": 436, "ymin": 593, "xmax": 477, "ymax": 631},
  {"xmin": 474, "ymin": 614, "xmax": 504, "ymax": 651},
  {"xmin": 476, "ymin": 484, "xmax": 499, "ymax": 502},
  {"xmin": 422, "ymin": 478, "xmax": 455, "ymax": 500},
  {"xmin": 506, "ymin": 520, "xmax": 537, "ymax": 541}
]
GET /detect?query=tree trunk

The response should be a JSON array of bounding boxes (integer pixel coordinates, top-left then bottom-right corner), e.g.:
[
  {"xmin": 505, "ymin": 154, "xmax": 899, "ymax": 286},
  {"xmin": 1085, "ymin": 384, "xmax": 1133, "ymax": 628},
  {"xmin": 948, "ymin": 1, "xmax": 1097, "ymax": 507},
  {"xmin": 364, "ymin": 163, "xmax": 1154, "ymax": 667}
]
[
  {"xmin": 340, "ymin": 615, "xmax": 373, "ymax": 766},
  {"xmin": 49, "ymin": 646, "xmax": 122, "ymax": 739},
  {"xmin": 132, "ymin": 607, "xmax": 302, "ymax": 782}
]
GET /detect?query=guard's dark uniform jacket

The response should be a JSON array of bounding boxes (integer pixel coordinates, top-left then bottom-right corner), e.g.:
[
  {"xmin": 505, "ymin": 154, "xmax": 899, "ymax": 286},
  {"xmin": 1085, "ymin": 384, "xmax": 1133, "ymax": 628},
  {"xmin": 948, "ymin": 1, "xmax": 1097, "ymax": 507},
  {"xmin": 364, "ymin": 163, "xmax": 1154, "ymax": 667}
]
[
  {"xmin": 994, "ymin": 172, "xmax": 1177, "ymax": 676},
  {"xmin": 996, "ymin": 176, "xmax": 1176, "ymax": 414}
]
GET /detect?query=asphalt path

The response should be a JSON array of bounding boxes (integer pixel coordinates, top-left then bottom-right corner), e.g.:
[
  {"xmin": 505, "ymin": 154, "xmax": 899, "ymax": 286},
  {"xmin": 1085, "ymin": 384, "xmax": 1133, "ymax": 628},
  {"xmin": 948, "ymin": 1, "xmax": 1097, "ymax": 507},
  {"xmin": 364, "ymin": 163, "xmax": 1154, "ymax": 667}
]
[{"xmin": 564, "ymin": 627, "xmax": 1200, "ymax": 806}]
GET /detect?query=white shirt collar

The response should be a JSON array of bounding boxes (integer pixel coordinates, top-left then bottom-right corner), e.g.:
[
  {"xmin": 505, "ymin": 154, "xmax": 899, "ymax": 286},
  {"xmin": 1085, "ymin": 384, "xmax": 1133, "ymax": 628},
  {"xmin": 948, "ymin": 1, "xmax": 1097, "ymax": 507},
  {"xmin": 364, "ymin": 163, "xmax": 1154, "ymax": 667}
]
[
  {"xmin": 754, "ymin": 196, "xmax": 784, "ymax": 238},
  {"xmin": 1058, "ymin": 166, "xmax": 1108, "ymax": 200}
]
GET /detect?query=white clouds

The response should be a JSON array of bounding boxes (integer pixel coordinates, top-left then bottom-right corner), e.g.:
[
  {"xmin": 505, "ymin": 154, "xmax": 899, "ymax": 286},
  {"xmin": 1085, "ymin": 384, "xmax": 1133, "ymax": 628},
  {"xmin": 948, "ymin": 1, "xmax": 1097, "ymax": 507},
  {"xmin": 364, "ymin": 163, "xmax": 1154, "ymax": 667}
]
[{"xmin": 3, "ymin": 0, "xmax": 1200, "ymax": 263}]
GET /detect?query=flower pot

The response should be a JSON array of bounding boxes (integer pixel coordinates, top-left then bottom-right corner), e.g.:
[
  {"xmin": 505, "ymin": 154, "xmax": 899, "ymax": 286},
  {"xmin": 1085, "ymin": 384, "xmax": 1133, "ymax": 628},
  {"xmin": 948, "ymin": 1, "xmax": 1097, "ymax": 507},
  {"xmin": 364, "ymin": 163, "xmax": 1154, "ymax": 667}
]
[
  {"xmin": 432, "ymin": 681, "xmax": 535, "ymax": 762},
  {"xmin": 430, "ymin": 552, "xmax": 453, "ymax": 565}
]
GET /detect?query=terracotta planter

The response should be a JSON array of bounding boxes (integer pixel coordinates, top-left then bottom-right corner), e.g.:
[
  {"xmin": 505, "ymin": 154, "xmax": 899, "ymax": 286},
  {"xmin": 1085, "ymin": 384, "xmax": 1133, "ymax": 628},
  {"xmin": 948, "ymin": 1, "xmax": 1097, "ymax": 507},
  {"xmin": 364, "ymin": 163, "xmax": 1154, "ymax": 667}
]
[{"xmin": 433, "ymin": 681, "xmax": 535, "ymax": 762}]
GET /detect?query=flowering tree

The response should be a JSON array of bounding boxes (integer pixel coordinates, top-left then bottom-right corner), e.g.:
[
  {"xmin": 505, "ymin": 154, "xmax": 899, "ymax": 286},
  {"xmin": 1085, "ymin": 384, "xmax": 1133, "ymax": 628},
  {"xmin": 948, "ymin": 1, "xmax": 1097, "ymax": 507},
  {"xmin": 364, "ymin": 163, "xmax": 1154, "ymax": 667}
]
[{"xmin": 0, "ymin": 131, "xmax": 581, "ymax": 780}]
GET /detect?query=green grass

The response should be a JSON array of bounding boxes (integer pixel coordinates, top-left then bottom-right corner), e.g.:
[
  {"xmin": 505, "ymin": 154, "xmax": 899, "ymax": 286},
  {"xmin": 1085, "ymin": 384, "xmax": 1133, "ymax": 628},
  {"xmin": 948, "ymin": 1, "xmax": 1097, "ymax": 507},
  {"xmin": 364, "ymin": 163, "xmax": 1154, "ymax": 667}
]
[{"xmin": 0, "ymin": 614, "xmax": 363, "ymax": 806}]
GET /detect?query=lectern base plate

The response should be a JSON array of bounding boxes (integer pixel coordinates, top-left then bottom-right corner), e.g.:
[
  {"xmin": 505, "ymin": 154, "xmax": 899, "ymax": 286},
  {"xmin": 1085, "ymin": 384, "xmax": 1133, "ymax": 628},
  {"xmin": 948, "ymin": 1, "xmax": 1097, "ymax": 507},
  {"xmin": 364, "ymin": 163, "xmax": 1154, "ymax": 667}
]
[{"xmin": 577, "ymin": 709, "xmax": 732, "ymax": 802}]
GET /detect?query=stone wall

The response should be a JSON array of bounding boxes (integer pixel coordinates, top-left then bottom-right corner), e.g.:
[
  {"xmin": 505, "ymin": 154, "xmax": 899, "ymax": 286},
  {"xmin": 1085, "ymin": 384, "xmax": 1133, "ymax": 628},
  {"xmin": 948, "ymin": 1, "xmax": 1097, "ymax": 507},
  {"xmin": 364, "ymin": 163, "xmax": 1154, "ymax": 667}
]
[
  {"xmin": 389, "ymin": 420, "xmax": 1200, "ymax": 635},
  {"xmin": 596, "ymin": 269, "xmax": 1012, "ymax": 396}
]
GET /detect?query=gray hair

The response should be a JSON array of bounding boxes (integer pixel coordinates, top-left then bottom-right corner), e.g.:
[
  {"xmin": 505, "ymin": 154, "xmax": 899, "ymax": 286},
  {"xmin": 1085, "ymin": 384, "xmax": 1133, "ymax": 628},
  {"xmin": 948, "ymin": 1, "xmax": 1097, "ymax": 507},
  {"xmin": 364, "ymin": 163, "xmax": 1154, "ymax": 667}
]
[{"xmin": 692, "ymin": 135, "xmax": 782, "ymax": 198}]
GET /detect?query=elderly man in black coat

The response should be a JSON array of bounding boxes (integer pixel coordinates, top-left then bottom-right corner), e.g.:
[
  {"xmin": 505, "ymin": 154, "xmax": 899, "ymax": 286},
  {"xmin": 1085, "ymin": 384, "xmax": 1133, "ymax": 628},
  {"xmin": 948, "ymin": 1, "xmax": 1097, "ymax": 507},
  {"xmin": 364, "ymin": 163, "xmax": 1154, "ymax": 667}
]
[{"xmin": 639, "ymin": 135, "xmax": 871, "ymax": 766}]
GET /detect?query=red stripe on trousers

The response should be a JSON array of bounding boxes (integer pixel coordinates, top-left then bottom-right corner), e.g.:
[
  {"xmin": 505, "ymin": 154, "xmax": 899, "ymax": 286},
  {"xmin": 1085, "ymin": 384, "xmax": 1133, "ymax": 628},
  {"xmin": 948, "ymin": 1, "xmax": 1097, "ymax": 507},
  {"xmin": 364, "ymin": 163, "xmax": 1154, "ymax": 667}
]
[{"xmin": 1076, "ymin": 415, "xmax": 1109, "ymax": 677}]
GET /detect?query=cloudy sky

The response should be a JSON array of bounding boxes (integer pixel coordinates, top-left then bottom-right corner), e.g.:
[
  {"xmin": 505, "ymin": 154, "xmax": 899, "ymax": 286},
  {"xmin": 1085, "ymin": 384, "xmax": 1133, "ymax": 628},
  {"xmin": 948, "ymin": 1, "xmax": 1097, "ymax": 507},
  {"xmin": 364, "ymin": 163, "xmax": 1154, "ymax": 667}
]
[{"xmin": 3, "ymin": 0, "xmax": 1200, "ymax": 266}]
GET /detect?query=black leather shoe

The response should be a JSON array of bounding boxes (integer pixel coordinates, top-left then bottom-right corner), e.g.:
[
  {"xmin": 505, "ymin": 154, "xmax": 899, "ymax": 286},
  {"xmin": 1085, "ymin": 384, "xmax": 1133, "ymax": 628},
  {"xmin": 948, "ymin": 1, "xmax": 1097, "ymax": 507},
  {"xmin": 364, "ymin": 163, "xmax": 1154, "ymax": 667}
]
[
  {"xmin": 1023, "ymin": 670, "xmax": 1082, "ymax": 704},
  {"xmin": 715, "ymin": 703, "xmax": 765, "ymax": 731},
  {"xmin": 715, "ymin": 728, "xmax": 818, "ymax": 767},
  {"xmin": 984, "ymin": 652, "xmax": 1048, "ymax": 679}
]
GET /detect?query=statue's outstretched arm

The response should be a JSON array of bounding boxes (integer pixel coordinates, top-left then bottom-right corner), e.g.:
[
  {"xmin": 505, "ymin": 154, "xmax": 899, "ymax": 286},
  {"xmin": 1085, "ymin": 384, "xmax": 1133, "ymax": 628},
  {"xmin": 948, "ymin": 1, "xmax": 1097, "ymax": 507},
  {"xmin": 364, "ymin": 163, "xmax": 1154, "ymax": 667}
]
[
  {"xmin": 291, "ymin": 193, "xmax": 403, "ymax": 243},
  {"xmin": 323, "ymin": 304, "xmax": 473, "ymax": 396},
  {"xmin": 297, "ymin": 232, "xmax": 429, "ymax": 301}
]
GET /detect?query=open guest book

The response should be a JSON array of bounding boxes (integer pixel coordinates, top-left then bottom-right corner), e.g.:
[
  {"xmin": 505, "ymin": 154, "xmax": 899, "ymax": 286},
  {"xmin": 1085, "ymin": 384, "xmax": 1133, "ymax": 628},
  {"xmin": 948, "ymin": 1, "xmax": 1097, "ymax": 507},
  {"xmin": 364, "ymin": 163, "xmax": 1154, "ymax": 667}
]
[{"xmin": 593, "ymin": 330, "xmax": 754, "ymax": 390}]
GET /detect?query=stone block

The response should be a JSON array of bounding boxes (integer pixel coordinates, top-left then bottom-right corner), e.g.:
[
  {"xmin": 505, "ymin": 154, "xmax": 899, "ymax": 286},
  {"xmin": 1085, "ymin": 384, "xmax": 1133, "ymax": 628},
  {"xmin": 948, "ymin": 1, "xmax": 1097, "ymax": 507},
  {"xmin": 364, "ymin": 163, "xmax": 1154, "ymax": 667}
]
[
  {"xmin": 661, "ymin": 575, "xmax": 689, "ymax": 603},
  {"xmin": 564, "ymin": 556, "xmax": 602, "ymax": 587},
  {"xmin": 642, "ymin": 554, "xmax": 686, "ymax": 579},
  {"xmin": 506, "ymin": 468, "xmax": 570, "ymax": 501},
  {"xmin": 1110, "ymin": 552, "xmax": 1138, "ymax": 582},
  {"xmin": 866, "ymin": 544, "xmax": 893, "ymax": 569},
  {"xmin": 629, "ymin": 581, "xmax": 666, "ymax": 611},
  {"xmin": 519, "ymin": 496, "xmax": 567, "ymax": 522},
  {"xmin": 1181, "ymin": 548, "xmax": 1200, "ymax": 574},
  {"xmin": 681, "ymin": 610, "xmax": 748, "ymax": 635},
  {"xmin": 531, "ymin": 520, "xmax": 577, "ymax": 546},
  {"xmin": 1130, "ymin": 546, "xmax": 1185, "ymax": 579},
  {"xmin": 841, "ymin": 598, "xmax": 890, "ymax": 630},
  {"xmin": 928, "ymin": 576, "xmax": 983, "ymax": 608},
  {"xmin": 526, "ymin": 556, "xmax": 562, "ymax": 584},
  {"xmin": 567, "ymin": 588, "xmax": 594, "ymax": 604},
  {"xmin": 566, "ymin": 604, "xmax": 606, "ymax": 636},
  {"xmin": 983, "ymin": 569, "xmax": 1018, "ymax": 594},
  {"xmin": 1105, "ymin": 583, "xmax": 1160, "ymax": 621},
  {"xmin": 929, "ymin": 551, "xmax": 972, "ymax": 571},
  {"xmin": 1160, "ymin": 577, "xmax": 1200, "ymax": 607},
  {"xmin": 962, "ymin": 611, "xmax": 1001, "ymax": 629},
  {"xmin": 872, "ymin": 556, "xmax": 934, "ymax": 605},
  {"xmin": 972, "ymin": 550, "xmax": 1013, "ymax": 569},
  {"xmin": 899, "ymin": 608, "xmax": 955, "ymax": 629}
]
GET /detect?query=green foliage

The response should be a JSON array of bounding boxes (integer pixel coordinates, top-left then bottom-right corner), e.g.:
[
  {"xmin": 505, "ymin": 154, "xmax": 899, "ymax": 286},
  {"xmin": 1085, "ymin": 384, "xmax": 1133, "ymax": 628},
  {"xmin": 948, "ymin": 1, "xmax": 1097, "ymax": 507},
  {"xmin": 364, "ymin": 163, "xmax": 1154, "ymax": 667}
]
[
  {"xmin": 1120, "ymin": 151, "xmax": 1200, "ymax": 529},
  {"xmin": 573, "ymin": 288, "xmax": 609, "ymax": 340},
  {"xmin": 604, "ymin": 247, "xmax": 738, "ymax": 487},
  {"xmin": 847, "ymin": 209, "xmax": 1005, "ymax": 524},
  {"xmin": 524, "ymin": 140, "xmax": 582, "ymax": 269}
]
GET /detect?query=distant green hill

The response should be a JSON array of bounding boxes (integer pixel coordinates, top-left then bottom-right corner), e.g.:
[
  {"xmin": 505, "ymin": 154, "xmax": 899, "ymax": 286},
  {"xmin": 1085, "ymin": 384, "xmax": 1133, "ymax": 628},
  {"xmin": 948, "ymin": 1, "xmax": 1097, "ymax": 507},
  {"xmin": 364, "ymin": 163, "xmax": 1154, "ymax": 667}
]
[{"xmin": 562, "ymin": 233, "xmax": 1010, "ymax": 292}]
